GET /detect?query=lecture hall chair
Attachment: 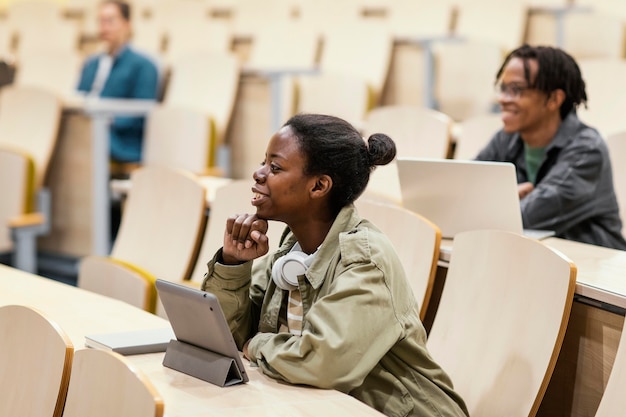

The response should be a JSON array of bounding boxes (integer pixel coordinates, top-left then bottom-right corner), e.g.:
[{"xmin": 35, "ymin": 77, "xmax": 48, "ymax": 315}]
[
  {"xmin": 0, "ymin": 85, "xmax": 62, "ymax": 273},
  {"xmin": 427, "ymin": 230, "xmax": 576, "ymax": 417},
  {"xmin": 78, "ymin": 166, "xmax": 207, "ymax": 313},
  {"xmin": 229, "ymin": 0, "xmax": 295, "ymax": 40},
  {"xmin": 163, "ymin": 50, "xmax": 240, "ymax": 168},
  {"xmin": 62, "ymin": 349, "xmax": 163, "ymax": 417},
  {"xmin": 452, "ymin": 112, "xmax": 502, "ymax": 160},
  {"xmin": 158, "ymin": 0, "xmax": 232, "ymax": 65},
  {"xmin": 362, "ymin": 159, "xmax": 402, "ymax": 205},
  {"xmin": 454, "ymin": 0, "xmax": 528, "ymax": 53},
  {"xmin": 318, "ymin": 20, "xmax": 393, "ymax": 106},
  {"xmin": 14, "ymin": 49, "xmax": 83, "ymax": 100},
  {"xmin": 354, "ymin": 198, "xmax": 441, "ymax": 320},
  {"xmin": 296, "ymin": 72, "xmax": 370, "ymax": 130},
  {"xmin": 433, "ymin": 39, "xmax": 503, "ymax": 121},
  {"xmin": 0, "ymin": 304, "xmax": 74, "ymax": 417},
  {"xmin": 386, "ymin": 0, "xmax": 453, "ymax": 40},
  {"xmin": 362, "ymin": 105, "xmax": 454, "ymax": 159},
  {"xmin": 142, "ymin": 105, "xmax": 216, "ymax": 174}
]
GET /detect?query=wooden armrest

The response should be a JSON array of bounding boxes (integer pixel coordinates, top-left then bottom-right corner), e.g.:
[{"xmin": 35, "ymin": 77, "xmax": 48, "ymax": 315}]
[{"xmin": 8, "ymin": 213, "xmax": 45, "ymax": 228}]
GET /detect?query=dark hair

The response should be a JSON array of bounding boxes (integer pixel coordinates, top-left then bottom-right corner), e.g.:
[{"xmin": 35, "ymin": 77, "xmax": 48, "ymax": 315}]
[
  {"xmin": 284, "ymin": 113, "xmax": 396, "ymax": 214},
  {"xmin": 496, "ymin": 44, "xmax": 587, "ymax": 119},
  {"xmin": 102, "ymin": 0, "xmax": 131, "ymax": 21}
]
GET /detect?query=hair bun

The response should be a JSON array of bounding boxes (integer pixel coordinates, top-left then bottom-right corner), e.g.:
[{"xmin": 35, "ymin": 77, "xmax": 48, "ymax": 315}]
[{"xmin": 367, "ymin": 133, "xmax": 397, "ymax": 167}]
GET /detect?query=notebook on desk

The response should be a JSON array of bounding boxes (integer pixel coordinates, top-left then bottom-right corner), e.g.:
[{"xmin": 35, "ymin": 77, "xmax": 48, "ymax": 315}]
[
  {"xmin": 155, "ymin": 279, "xmax": 249, "ymax": 386},
  {"xmin": 396, "ymin": 158, "xmax": 554, "ymax": 260},
  {"xmin": 85, "ymin": 327, "xmax": 175, "ymax": 355}
]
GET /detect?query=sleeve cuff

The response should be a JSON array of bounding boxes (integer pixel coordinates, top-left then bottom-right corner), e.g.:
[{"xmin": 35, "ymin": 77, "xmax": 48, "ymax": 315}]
[
  {"xmin": 202, "ymin": 248, "xmax": 253, "ymax": 291},
  {"xmin": 247, "ymin": 332, "xmax": 274, "ymax": 364}
]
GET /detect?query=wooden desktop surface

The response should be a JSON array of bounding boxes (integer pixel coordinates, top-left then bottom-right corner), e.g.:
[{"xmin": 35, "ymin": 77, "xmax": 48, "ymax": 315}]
[
  {"xmin": 0, "ymin": 265, "xmax": 383, "ymax": 417},
  {"xmin": 440, "ymin": 236, "xmax": 626, "ymax": 309},
  {"xmin": 543, "ymin": 237, "xmax": 626, "ymax": 309}
]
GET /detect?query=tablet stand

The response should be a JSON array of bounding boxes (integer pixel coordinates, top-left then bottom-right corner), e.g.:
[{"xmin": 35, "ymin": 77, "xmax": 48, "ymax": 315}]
[{"xmin": 162, "ymin": 339, "xmax": 245, "ymax": 387}]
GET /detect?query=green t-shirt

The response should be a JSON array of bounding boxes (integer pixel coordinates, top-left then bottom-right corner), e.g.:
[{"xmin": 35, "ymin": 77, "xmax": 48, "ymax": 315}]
[{"xmin": 524, "ymin": 143, "xmax": 546, "ymax": 185}]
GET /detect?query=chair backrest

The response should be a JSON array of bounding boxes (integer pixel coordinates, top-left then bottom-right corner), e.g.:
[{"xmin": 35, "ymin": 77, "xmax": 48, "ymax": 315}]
[
  {"xmin": 15, "ymin": 21, "xmax": 80, "ymax": 57},
  {"xmin": 230, "ymin": 0, "xmax": 295, "ymax": 39},
  {"xmin": 0, "ymin": 304, "xmax": 73, "ymax": 417},
  {"xmin": 427, "ymin": 230, "xmax": 576, "ymax": 417},
  {"xmin": 111, "ymin": 166, "xmax": 207, "ymax": 283},
  {"xmin": 0, "ymin": 85, "xmax": 62, "ymax": 189},
  {"xmin": 78, "ymin": 256, "xmax": 159, "ymax": 313},
  {"xmin": 386, "ymin": 0, "xmax": 453, "ymax": 39},
  {"xmin": 434, "ymin": 39, "xmax": 503, "ymax": 121},
  {"xmin": 362, "ymin": 159, "xmax": 402, "ymax": 205},
  {"xmin": 190, "ymin": 179, "xmax": 285, "ymax": 283},
  {"xmin": 62, "ymin": 349, "xmax": 163, "ymax": 417},
  {"xmin": 14, "ymin": 48, "xmax": 82, "ymax": 99},
  {"xmin": 0, "ymin": 147, "xmax": 34, "ymax": 252},
  {"xmin": 246, "ymin": 21, "xmax": 319, "ymax": 71},
  {"xmin": 163, "ymin": 19, "xmax": 232, "ymax": 64},
  {"xmin": 455, "ymin": 0, "xmax": 528, "ymax": 52},
  {"xmin": 577, "ymin": 58, "xmax": 626, "ymax": 137},
  {"xmin": 319, "ymin": 20, "xmax": 393, "ymax": 104},
  {"xmin": 6, "ymin": 0, "xmax": 64, "ymax": 36},
  {"xmin": 143, "ymin": 105, "xmax": 214, "ymax": 174},
  {"xmin": 354, "ymin": 198, "xmax": 441, "ymax": 319},
  {"xmin": 561, "ymin": 12, "xmax": 625, "ymax": 61},
  {"xmin": 163, "ymin": 51, "xmax": 240, "ymax": 146},
  {"xmin": 605, "ymin": 131, "xmax": 626, "ymax": 235},
  {"xmin": 594, "ymin": 315, "xmax": 626, "ymax": 416},
  {"xmin": 362, "ymin": 105, "xmax": 453, "ymax": 159},
  {"xmin": 296, "ymin": 72, "xmax": 370, "ymax": 128},
  {"xmin": 453, "ymin": 112, "xmax": 503, "ymax": 160}
]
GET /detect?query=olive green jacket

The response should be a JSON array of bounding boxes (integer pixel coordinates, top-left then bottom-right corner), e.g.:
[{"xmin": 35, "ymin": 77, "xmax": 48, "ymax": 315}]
[{"xmin": 202, "ymin": 205, "xmax": 468, "ymax": 417}]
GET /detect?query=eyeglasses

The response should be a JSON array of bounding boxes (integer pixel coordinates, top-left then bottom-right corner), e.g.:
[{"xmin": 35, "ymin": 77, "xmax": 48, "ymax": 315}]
[{"xmin": 494, "ymin": 82, "xmax": 532, "ymax": 100}]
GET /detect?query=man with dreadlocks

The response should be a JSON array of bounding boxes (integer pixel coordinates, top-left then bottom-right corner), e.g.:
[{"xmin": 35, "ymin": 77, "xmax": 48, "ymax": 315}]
[{"xmin": 476, "ymin": 44, "xmax": 626, "ymax": 250}]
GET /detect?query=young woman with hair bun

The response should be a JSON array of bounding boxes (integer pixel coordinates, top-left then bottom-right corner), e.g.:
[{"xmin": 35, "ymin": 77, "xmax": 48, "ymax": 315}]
[{"xmin": 202, "ymin": 113, "xmax": 468, "ymax": 417}]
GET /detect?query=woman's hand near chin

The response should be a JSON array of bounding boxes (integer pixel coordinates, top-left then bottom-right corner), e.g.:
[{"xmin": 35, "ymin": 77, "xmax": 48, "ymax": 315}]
[{"xmin": 221, "ymin": 213, "xmax": 270, "ymax": 264}]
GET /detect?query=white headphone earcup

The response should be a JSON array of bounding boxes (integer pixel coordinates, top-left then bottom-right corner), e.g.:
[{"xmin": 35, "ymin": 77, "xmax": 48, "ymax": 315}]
[{"xmin": 272, "ymin": 251, "xmax": 310, "ymax": 291}]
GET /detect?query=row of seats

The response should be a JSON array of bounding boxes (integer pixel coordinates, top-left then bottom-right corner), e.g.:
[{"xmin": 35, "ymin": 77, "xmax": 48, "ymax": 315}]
[
  {"xmin": 0, "ymin": 304, "xmax": 163, "ymax": 417},
  {"xmin": 3, "ymin": 0, "xmax": 625, "ymax": 53},
  {"xmin": 1, "ymin": 0, "xmax": 625, "ymax": 116}
]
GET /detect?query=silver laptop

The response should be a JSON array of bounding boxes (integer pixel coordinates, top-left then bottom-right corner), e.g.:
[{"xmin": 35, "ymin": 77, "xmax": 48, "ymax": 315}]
[
  {"xmin": 396, "ymin": 158, "xmax": 554, "ymax": 259},
  {"xmin": 156, "ymin": 279, "xmax": 249, "ymax": 385}
]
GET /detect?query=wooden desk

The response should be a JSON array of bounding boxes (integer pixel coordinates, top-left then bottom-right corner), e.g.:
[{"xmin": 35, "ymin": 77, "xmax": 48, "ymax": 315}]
[
  {"xmin": 435, "ymin": 237, "xmax": 626, "ymax": 417},
  {"xmin": 0, "ymin": 265, "xmax": 383, "ymax": 417}
]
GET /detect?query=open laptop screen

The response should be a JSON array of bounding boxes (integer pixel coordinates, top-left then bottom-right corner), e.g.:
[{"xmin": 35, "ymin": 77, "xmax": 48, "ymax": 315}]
[{"xmin": 397, "ymin": 158, "xmax": 523, "ymax": 239}]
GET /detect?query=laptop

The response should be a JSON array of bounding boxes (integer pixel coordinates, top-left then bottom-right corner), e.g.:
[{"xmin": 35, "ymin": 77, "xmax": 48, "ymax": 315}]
[
  {"xmin": 155, "ymin": 279, "xmax": 249, "ymax": 386},
  {"xmin": 396, "ymin": 158, "xmax": 554, "ymax": 259}
]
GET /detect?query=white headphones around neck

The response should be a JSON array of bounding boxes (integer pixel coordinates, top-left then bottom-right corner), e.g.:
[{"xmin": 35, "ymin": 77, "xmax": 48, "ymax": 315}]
[{"xmin": 271, "ymin": 243, "xmax": 318, "ymax": 291}]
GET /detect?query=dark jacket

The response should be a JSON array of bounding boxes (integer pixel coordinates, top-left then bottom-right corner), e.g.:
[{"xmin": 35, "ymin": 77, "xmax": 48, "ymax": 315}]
[
  {"xmin": 477, "ymin": 112, "xmax": 626, "ymax": 250},
  {"xmin": 77, "ymin": 45, "xmax": 159, "ymax": 162}
]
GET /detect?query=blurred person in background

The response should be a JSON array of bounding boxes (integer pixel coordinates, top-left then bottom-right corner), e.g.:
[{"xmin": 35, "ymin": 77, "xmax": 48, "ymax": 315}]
[{"xmin": 77, "ymin": 0, "xmax": 158, "ymax": 166}]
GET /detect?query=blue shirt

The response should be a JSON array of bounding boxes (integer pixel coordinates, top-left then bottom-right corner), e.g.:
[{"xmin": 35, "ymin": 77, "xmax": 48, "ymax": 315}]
[{"xmin": 77, "ymin": 45, "xmax": 159, "ymax": 162}]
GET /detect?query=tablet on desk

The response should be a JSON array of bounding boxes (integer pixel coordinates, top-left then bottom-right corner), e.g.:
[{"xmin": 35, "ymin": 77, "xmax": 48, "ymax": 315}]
[{"xmin": 155, "ymin": 279, "xmax": 249, "ymax": 386}]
